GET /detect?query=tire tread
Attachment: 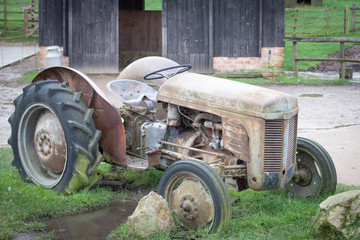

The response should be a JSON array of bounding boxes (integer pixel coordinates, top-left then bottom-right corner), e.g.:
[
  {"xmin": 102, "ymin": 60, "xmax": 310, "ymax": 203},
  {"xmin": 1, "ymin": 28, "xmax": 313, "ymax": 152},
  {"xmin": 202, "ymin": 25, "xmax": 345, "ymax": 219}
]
[{"xmin": 9, "ymin": 80, "xmax": 102, "ymax": 193}]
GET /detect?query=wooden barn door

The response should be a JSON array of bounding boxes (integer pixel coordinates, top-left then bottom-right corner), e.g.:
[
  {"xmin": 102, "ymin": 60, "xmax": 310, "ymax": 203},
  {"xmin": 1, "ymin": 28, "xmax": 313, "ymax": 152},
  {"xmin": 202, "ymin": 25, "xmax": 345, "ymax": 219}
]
[
  {"xmin": 68, "ymin": 0, "xmax": 119, "ymax": 73},
  {"xmin": 163, "ymin": 0, "xmax": 210, "ymax": 73},
  {"xmin": 213, "ymin": 0, "xmax": 261, "ymax": 57}
]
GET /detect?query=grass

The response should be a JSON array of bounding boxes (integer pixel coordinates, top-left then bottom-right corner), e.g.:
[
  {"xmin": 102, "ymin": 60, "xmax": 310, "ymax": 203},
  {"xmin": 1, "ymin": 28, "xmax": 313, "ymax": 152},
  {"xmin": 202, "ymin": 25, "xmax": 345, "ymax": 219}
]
[
  {"xmin": 284, "ymin": 32, "xmax": 360, "ymax": 71},
  {"xmin": 284, "ymin": 0, "xmax": 360, "ymax": 71},
  {"xmin": 108, "ymin": 185, "xmax": 360, "ymax": 240},
  {"xmin": 97, "ymin": 162, "xmax": 163, "ymax": 190},
  {"xmin": 1, "ymin": 142, "xmax": 360, "ymax": 239},
  {"xmin": 0, "ymin": 0, "xmax": 38, "ymax": 43},
  {"xmin": 16, "ymin": 69, "xmax": 38, "ymax": 83},
  {"xmin": 285, "ymin": 0, "xmax": 357, "ymax": 37},
  {"xmin": 228, "ymin": 77, "xmax": 275, "ymax": 85},
  {"xmin": 277, "ymin": 75, "xmax": 349, "ymax": 85},
  {"xmin": 227, "ymin": 76, "xmax": 349, "ymax": 85},
  {"xmin": 0, "ymin": 148, "xmax": 114, "ymax": 239},
  {"xmin": 145, "ymin": 0, "xmax": 162, "ymax": 11},
  {"xmin": 0, "ymin": 147, "xmax": 164, "ymax": 239}
]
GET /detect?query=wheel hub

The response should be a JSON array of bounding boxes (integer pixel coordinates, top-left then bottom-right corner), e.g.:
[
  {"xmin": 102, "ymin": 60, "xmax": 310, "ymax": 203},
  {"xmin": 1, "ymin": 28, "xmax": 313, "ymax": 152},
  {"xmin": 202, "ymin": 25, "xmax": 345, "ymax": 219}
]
[
  {"xmin": 171, "ymin": 178, "xmax": 214, "ymax": 229},
  {"xmin": 34, "ymin": 110, "xmax": 66, "ymax": 174},
  {"xmin": 294, "ymin": 162, "xmax": 313, "ymax": 186},
  {"xmin": 35, "ymin": 130, "xmax": 52, "ymax": 159},
  {"xmin": 179, "ymin": 194, "xmax": 198, "ymax": 220}
]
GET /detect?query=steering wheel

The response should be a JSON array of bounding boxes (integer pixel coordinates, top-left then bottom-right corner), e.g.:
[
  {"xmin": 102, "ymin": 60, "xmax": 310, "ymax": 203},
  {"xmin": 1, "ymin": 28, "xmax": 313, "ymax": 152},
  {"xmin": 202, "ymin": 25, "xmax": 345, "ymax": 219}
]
[{"xmin": 143, "ymin": 64, "xmax": 192, "ymax": 80}]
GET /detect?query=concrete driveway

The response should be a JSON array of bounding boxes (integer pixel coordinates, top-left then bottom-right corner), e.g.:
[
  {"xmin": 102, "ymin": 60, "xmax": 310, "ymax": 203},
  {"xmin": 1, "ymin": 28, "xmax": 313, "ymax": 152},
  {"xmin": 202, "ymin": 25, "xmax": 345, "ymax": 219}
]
[{"xmin": 267, "ymin": 84, "xmax": 360, "ymax": 186}]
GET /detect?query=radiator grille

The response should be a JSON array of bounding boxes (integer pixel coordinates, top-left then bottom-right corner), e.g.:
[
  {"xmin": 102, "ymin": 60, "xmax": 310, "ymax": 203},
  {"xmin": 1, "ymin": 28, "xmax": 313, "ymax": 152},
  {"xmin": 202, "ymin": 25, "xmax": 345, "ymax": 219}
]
[
  {"xmin": 264, "ymin": 120, "xmax": 284, "ymax": 172},
  {"xmin": 286, "ymin": 115, "xmax": 298, "ymax": 169}
]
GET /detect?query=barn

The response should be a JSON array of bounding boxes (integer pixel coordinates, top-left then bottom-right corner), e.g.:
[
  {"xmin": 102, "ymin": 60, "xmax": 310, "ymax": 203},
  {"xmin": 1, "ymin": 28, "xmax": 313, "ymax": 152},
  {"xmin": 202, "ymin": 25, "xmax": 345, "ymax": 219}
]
[{"xmin": 39, "ymin": 0, "xmax": 285, "ymax": 75}]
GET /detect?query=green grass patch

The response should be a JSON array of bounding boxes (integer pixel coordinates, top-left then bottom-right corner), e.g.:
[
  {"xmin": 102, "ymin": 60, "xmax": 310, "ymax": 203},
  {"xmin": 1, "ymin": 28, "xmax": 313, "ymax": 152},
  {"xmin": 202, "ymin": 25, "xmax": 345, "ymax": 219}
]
[
  {"xmin": 145, "ymin": 0, "xmax": 162, "ymax": 11},
  {"xmin": 225, "ymin": 75, "xmax": 349, "ymax": 86},
  {"xmin": 284, "ymin": 0, "xmax": 360, "ymax": 71},
  {"xmin": 16, "ymin": 69, "xmax": 38, "ymax": 83},
  {"xmin": 278, "ymin": 75, "xmax": 349, "ymax": 85},
  {"xmin": 0, "ymin": 0, "xmax": 38, "ymax": 43},
  {"xmin": 97, "ymin": 162, "xmax": 163, "ymax": 190},
  {"xmin": 285, "ymin": 0, "xmax": 353, "ymax": 37},
  {"xmin": 300, "ymin": 94, "xmax": 324, "ymax": 98},
  {"xmin": 2, "ymin": 147, "xmax": 360, "ymax": 240},
  {"xmin": 108, "ymin": 185, "xmax": 360, "ymax": 240},
  {"xmin": 0, "ymin": 147, "xmax": 114, "ymax": 239},
  {"xmin": 229, "ymin": 77, "xmax": 275, "ymax": 85}
]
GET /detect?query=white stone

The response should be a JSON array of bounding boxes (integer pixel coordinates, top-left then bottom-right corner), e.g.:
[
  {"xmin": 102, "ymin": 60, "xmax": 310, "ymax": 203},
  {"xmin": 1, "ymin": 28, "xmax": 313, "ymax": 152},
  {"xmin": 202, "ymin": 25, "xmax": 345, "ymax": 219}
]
[
  {"xmin": 312, "ymin": 190, "xmax": 360, "ymax": 239},
  {"xmin": 127, "ymin": 191, "xmax": 176, "ymax": 238}
]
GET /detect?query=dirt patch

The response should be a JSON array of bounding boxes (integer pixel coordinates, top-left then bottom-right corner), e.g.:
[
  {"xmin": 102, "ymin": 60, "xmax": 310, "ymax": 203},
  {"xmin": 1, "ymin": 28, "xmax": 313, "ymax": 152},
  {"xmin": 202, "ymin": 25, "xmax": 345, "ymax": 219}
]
[
  {"xmin": 0, "ymin": 55, "xmax": 39, "ymax": 146},
  {"xmin": 0, "ymin": 56, "xmax": 39, "ymax": 115},
  {"xmin": 309, "ymin": 44, "xmax": 360, "ymax": 73}
]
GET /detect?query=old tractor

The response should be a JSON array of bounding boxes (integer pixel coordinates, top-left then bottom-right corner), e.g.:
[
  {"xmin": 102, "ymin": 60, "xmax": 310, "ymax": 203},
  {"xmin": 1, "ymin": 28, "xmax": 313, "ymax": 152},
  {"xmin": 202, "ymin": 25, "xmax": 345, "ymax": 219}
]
[{"xmin": 8, "ymin": 57, "xmax": 337, "ymax": 232}]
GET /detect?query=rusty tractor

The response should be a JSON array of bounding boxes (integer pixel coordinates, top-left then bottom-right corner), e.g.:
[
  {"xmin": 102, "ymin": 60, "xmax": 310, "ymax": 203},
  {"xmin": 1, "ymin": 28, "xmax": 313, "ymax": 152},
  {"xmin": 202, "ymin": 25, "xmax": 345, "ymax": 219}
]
[{"xmin": 8, "ymin": 56, "xmax": 337, "ymax": 232}]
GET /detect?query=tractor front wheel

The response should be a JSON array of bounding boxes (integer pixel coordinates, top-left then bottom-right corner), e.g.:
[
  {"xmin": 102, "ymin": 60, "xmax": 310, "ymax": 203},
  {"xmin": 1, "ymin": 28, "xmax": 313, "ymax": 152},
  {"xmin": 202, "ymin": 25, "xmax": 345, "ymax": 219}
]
[
  {"xmin": 157, "ymin": 159, "xmax": 231, "ymax": 232},
  {"xmin": 285, "ymin": 137, "xmax": 337, "ymax": 198},
  {"xmin": 8, "ymin": 80, "xmax": 102, "ymax": 193}
]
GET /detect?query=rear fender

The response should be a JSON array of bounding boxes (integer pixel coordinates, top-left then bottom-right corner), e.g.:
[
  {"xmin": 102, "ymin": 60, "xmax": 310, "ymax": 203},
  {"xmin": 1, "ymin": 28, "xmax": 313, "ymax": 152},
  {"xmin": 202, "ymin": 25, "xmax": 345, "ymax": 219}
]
[{"xmin": 33, "ymin": 66, "xmax": 126, "ymax": 165}]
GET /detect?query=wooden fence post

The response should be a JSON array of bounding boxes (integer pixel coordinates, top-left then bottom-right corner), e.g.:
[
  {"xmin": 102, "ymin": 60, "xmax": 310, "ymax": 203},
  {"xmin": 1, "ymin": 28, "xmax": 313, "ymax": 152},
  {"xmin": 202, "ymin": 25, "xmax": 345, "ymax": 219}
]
[
  {"xmin": 326, "ymin": 6, "xmax": 329, "ymax": 35},
  {"xmin": 345, "ymin": 5, "xmax": 350, "ymax": 34},
  {"xmin": 351, "ymin": 4, "xmax": 356, "ymax": 33},
  {"xmin": 293, "ymin": 41, "xmax": 298, "ymax": 77},
  {"xmin": 4, "ymin": 0, "xmax": 7, "ymax": 30},
  {"xmin": 340, "ymin": 42, "xmax": 345, "ymax": 79},
  {"xmin": 24, "ymin": 8, "xmax": 28, "ymax": 37},
  {"xmin": 292, "ymin": 9, "xmax": 298, "ymax": 37}
]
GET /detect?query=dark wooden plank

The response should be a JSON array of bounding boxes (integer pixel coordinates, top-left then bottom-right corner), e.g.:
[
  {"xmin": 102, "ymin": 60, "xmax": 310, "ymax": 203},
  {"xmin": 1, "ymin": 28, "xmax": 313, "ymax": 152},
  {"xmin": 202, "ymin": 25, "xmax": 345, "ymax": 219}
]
[
  {"xmin": 262, "ymin": 0, "xmax": 285, "ymax": 47},
  {"xmin": 119, "ymin": 0, "xmax": 144, "ymax": 10},
  {"xmin": 69, "ymin": 0, "xmax": 118, "ymax": 73},
  {"xmin": 214, "ymin": 0, "xmax": 260, "ymax": 57},
  {"xmin": 63, "ymin": 0, "xmax": 69, "ymax": 56},
  {"xmin": 162, "ymin": 0, "xmax": 168, "ymax": 57},
  {"xmin": 39, "ymin": 0, "xmax": 63, "ymax": 46},
  {"xmin": 208, "ymin": 0, "xmax": 213, "ymax": 73},
  {"xmin": 164, "ymin": 0, "xmax": 209, "ymax": 72}
]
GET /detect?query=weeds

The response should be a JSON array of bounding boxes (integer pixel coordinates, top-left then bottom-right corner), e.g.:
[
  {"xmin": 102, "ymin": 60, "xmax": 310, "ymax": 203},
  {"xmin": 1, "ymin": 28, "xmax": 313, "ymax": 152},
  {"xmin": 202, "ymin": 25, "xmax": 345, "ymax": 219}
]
[{"xmin": 16, "ymin": 69, "xmax": 38, "ymax": 83}]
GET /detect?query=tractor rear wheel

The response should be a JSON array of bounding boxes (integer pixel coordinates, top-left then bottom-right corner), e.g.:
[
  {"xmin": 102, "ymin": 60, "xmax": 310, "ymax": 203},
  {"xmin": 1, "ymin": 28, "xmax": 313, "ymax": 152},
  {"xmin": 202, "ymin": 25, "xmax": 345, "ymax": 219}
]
[{"xmin": 8, "ymin": 80, "xmax": 102, "ymax": 193}]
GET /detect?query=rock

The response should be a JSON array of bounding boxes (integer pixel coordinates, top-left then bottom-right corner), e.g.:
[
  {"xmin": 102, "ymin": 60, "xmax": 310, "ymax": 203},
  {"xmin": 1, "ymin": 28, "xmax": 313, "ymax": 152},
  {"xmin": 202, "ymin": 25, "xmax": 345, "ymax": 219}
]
[
  {"xmin": 127, "ymin": 191, "xmax": 176, "ymax": 238},
  {"xmin": 312, "ymin": 190, "xmax": 360, "ymax": 239}
]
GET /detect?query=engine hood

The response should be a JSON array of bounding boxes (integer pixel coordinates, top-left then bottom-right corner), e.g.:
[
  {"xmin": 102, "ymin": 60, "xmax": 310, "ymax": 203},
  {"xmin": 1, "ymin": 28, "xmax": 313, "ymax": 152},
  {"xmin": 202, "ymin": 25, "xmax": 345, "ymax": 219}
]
[{"xmin": 157, "ymin": 73, "xmax": 298, "ymax": 120}]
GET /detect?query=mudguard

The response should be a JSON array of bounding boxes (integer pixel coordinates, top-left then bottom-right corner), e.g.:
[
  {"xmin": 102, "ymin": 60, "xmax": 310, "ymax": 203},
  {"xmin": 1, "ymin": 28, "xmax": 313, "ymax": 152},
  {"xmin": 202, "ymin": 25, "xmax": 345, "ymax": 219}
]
[{"xmin": 33, "ymin": 66, "xmax": 126, "ymax": 165}]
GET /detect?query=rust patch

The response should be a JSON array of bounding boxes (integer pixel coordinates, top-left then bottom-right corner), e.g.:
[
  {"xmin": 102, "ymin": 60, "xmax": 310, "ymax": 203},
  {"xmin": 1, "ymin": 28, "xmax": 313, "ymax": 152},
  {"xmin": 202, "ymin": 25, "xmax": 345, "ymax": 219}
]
[{"xmin": 222, "ymin": 118, "xmax": 250, "ymax": 162}]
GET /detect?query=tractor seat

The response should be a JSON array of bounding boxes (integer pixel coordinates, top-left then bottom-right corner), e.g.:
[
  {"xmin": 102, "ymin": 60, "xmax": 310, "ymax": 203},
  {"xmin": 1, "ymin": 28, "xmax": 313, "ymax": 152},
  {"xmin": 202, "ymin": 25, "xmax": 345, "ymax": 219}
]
[{"xmin": 107, "ymin": 79, "xmax": 158, "ymax": 106}]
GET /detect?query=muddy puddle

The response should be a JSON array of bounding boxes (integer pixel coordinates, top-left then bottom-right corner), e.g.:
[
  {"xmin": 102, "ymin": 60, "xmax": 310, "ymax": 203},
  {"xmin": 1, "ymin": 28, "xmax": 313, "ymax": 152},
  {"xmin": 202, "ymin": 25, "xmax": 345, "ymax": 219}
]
[{"xmin": 46, "ymin": 198, "xmax": 137, "ymax": 240}]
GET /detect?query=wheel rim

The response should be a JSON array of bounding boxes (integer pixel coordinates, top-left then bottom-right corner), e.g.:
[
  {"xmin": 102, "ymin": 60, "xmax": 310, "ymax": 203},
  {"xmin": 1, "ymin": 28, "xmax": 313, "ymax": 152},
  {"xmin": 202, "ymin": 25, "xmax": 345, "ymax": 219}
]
[
  {"xmin": 164, "ymin": 172, "xmax": 215, "ymax": 230},
  {"xmin": 288, "ymin": 149, "xmax": 322, "ymax": 197},
  {"xmin": 18, "ymin": 103, "xmax": 67, "ymax": 188}
]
